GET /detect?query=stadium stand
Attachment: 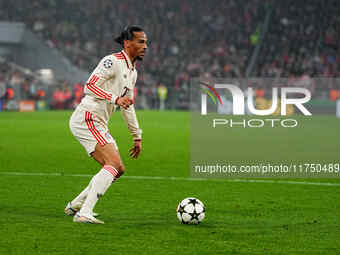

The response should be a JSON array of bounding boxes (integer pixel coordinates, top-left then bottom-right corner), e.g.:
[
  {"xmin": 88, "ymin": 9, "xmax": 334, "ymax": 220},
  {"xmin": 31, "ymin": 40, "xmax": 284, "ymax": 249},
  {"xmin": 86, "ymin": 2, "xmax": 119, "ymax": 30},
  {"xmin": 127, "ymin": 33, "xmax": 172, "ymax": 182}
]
[
  {"xmin": 257, "ymin": 0, "xmax": 340, "ymax": 78},
  {"xmin": 0, "ymin": 0, "xmax": 339, "ymax": 109}
]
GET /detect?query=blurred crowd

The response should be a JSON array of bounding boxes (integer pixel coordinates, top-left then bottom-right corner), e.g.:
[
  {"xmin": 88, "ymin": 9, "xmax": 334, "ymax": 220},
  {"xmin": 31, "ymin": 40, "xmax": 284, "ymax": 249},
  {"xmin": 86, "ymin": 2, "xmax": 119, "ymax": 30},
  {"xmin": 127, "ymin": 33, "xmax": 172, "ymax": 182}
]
[
  {"xmin": 0, "ymin": 0, "xmax": 339, "ymax": 110},
  {"xmin": 257, "ymin": 0, "xmax": 340, "ymax": 78},
  {"xmin": 0, "ymin": 60, "xmax": 85, "ymax": 110},
  {"xmin": 0, "ymin": 0, "xmax": 265, "ymax": 109},
  {"xmin": 0, "ymin": 61, "xmax": 45, "ymax": 107}
]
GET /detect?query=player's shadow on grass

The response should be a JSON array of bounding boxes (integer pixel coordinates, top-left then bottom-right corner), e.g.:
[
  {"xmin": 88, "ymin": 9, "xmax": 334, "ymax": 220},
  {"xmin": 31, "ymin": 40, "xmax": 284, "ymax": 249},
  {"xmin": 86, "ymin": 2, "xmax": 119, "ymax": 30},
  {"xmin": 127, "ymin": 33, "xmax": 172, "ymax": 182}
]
[
  {"xmin": 1, "ymin": 205, "xmax": 68, "ymax": 221},
  {"xmin": 105, "ymin": 215, "xmax": 218, "ymax": 229}
]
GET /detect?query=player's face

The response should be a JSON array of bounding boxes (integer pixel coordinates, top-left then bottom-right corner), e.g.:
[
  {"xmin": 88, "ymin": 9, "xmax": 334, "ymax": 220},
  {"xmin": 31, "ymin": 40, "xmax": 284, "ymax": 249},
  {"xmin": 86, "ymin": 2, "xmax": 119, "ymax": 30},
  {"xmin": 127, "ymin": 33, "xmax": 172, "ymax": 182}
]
[{"xmin": 129, "ymin": 31, "xmax": 148, "ymax": 61}]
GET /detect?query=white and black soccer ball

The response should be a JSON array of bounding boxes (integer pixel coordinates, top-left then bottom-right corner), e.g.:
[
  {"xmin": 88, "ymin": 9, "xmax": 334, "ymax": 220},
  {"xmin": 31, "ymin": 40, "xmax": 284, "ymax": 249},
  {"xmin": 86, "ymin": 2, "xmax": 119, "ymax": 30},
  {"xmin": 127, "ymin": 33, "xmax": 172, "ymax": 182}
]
[{"xmin": 176, "ymin": 197, "xmax": 205, "ymax": 224}]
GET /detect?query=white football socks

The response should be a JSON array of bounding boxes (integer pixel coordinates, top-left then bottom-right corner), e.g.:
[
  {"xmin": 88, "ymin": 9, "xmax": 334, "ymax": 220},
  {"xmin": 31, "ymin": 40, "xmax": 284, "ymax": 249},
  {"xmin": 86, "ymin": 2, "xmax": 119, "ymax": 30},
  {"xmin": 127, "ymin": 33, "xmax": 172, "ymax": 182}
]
[
  {"xmin": 78, "ymin": 165, "xmax": 119, "ymax": 217},
  {"xmin": 70, "ymin": 176, "xmax": 95, "ymax": 209}
]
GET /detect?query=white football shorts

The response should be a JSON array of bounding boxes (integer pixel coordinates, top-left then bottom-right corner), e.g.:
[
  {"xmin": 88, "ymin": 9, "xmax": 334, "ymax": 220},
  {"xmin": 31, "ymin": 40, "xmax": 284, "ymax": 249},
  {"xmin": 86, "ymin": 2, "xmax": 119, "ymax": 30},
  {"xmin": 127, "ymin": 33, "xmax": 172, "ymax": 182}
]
[{"xmin": 69, "ymin": 107, "xmax": 118, "ymax": 156}]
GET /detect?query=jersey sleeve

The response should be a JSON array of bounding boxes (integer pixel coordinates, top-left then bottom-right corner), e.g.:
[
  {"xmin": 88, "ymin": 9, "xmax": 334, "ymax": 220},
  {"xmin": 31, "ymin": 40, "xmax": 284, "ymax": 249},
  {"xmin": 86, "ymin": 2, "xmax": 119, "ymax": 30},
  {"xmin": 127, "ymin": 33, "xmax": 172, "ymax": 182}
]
[
  {"xmin": 121, "ymin": 88, "xmax": 142, "ymax": 140},
  {"xmin": 85, "ymin": 56, "xmax": 119, "ymax": 104}
]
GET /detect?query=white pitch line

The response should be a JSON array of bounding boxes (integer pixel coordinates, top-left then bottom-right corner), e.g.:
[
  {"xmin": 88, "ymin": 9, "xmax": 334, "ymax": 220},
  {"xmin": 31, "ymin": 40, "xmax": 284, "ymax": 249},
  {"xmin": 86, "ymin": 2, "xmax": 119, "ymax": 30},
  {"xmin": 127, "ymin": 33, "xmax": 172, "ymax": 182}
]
[{"xmin": 1, "ymin": 171, "xmax": 340, "ymax": 187}]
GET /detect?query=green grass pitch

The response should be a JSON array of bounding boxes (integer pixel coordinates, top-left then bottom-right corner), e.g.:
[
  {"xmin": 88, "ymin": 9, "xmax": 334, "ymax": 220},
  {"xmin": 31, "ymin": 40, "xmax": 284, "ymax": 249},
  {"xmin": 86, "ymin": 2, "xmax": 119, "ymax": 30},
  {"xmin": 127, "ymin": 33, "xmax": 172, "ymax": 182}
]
[{"xmin": 0, "ymin": 111, "xmax": 340, "ymax": 254}]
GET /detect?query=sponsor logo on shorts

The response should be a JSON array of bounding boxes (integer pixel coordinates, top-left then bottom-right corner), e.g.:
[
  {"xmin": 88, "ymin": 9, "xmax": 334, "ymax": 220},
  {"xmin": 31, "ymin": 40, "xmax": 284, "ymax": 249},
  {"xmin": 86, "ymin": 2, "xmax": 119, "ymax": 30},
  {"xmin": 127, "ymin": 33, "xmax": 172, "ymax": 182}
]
[{"xmin": 105, "ymin": 132, "xmax": 113, "ymax": 140}]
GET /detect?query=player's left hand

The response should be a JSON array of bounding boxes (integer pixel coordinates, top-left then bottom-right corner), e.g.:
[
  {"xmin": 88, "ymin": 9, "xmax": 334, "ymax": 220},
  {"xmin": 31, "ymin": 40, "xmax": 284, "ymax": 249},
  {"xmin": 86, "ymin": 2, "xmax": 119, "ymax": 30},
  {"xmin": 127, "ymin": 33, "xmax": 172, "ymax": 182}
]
[{"xmin": 129, "ymin": 139, "xmax": 142, "ymax": 159}]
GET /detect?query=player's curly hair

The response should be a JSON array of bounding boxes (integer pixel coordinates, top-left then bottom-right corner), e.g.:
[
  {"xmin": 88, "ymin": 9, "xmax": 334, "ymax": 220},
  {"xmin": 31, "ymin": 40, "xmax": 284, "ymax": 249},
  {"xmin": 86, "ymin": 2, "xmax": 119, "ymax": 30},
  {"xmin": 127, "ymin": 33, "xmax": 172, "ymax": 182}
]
[{"xmin": 114, "ymin": 25, "xmax": 144, "ymax": 46}]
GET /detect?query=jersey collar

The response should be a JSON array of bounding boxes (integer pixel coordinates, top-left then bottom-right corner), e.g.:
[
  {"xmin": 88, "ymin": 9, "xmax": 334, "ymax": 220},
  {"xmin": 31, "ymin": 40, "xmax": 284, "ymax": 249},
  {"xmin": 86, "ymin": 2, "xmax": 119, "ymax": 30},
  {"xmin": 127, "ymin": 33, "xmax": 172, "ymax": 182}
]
[{"xmin": 121, "ymin": 50, "xmax": 135, "ymax": 71}]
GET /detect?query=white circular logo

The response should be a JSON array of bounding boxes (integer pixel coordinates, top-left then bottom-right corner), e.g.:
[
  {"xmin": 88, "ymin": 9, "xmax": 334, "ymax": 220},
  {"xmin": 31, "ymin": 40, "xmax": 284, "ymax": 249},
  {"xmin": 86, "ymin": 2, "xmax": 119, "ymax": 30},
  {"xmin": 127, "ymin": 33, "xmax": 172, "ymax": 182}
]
[{"xmin": 103, "ymin": 59, "xmax": 113, "ymax": 68}]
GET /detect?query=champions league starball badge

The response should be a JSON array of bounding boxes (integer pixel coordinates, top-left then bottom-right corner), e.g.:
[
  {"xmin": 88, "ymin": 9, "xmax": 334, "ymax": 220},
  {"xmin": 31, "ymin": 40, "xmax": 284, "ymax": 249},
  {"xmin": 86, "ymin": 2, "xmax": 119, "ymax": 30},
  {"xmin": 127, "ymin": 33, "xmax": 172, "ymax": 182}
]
[{"xmin": 103, "ymin": 59, "xmax": 113, "ymax": 68}]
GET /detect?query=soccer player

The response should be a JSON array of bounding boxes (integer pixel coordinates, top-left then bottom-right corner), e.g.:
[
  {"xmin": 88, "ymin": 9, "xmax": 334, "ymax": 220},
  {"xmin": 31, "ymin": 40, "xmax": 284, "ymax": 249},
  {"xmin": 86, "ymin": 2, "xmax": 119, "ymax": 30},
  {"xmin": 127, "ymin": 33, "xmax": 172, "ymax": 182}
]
[{"xmin": 65, "ymin": 26, "xmax": 147, "ymax": 224}]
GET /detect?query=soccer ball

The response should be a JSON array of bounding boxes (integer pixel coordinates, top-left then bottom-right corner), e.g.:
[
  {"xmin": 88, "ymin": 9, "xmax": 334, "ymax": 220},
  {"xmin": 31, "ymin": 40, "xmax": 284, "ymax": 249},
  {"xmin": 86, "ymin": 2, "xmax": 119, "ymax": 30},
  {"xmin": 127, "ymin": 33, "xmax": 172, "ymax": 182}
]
[{"xmin": 176, "ymin": 197, "xmax": 205, "ymax": 224}]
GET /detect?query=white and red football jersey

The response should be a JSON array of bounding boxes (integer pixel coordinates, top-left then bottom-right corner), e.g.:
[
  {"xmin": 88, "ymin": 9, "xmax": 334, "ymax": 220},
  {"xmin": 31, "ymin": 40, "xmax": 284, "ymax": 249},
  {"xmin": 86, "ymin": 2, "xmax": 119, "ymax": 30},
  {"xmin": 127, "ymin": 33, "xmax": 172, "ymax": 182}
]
[{"xmin": 78, "ymin": 50, "xmax": 141, "ymax": 140}]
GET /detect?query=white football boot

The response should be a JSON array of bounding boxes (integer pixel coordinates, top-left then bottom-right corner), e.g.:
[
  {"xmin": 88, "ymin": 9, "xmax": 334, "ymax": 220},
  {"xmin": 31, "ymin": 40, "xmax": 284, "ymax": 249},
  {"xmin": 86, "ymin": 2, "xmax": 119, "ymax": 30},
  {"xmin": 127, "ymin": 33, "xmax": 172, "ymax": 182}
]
[
  {"xmin": 73, "ymin": 212, "xmax": 104, "ymax": 224},
  {"xmin": 64, "ymin": 202, "xmax": 99, "ymax": 217}
]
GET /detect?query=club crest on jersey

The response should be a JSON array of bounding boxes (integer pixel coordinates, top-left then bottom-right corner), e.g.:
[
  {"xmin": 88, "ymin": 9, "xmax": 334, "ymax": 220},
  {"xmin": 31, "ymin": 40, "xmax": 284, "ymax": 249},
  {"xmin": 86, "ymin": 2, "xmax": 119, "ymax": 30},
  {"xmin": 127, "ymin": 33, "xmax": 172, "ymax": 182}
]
[
  {"xmin": 123, "ymin": 74, "xmax": 127, "ymax": 79},
  {"xmin": 103, "ymin": 59, "xmax": 113, "ymax": 68}
]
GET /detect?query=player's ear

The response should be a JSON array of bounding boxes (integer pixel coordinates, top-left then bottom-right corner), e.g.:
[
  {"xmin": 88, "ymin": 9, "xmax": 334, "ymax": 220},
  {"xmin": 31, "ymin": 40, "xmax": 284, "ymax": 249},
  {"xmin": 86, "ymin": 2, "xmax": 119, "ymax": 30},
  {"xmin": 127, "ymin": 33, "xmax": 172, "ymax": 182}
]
[{"xmin": 123, "ymin": 39, "xmax": 129, "ymax": 49}]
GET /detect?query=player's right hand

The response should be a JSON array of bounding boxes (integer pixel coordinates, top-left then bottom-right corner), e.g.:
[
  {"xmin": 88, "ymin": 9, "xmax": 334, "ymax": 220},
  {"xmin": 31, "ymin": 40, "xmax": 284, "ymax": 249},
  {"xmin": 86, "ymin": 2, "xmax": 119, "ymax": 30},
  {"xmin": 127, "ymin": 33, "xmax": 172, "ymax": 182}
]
[
  {"xmin": 129, "ymin": 139, "xmax": 142, "ymax": 159},
  {"xmin": 116, "ymin": 96, "xmax": 133, "ymax": 109}
]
